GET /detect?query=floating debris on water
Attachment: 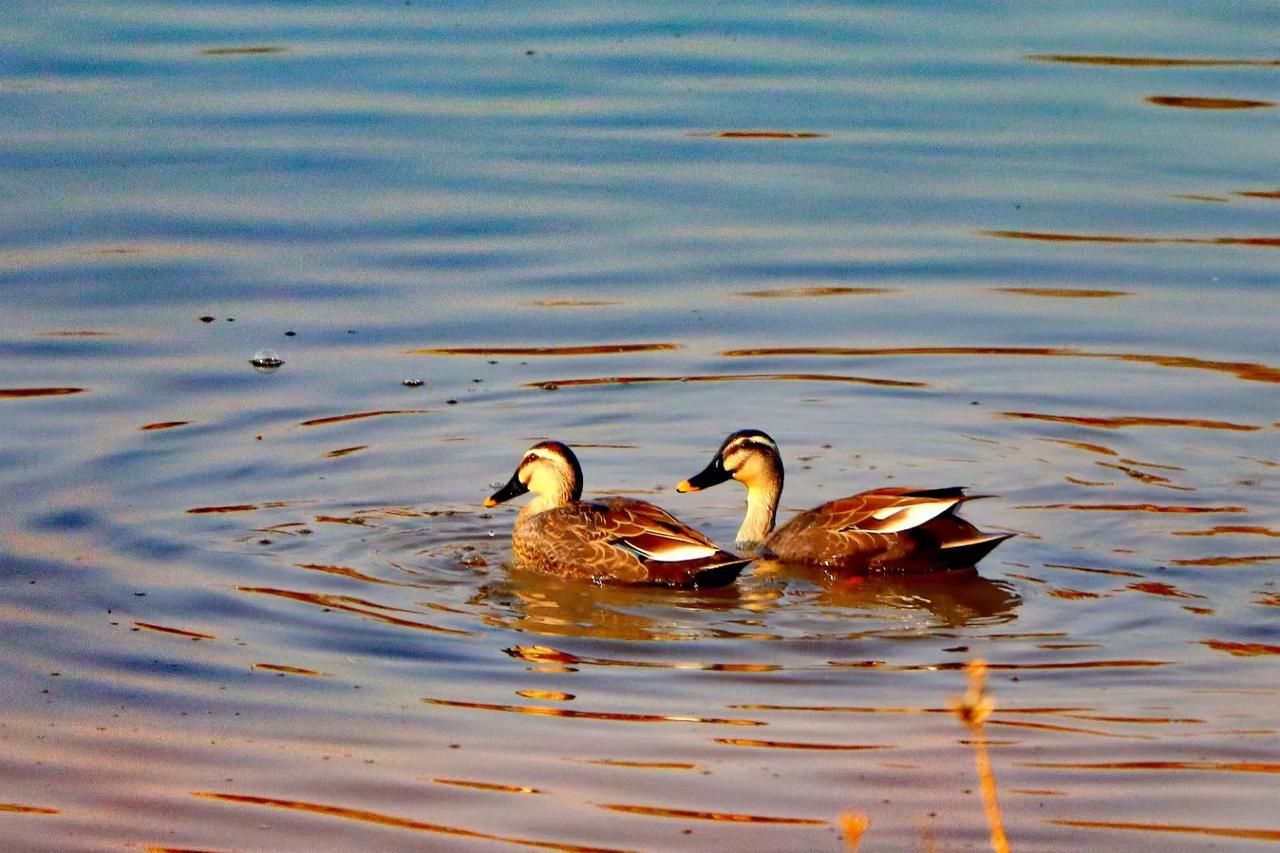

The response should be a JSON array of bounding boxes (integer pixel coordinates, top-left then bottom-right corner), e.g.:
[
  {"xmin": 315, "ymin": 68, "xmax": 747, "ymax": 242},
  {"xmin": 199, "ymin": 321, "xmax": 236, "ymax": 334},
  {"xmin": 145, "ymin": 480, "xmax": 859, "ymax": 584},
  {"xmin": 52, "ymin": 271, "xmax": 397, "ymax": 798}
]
[
  {"xmin": 402, "ymin": 379, "xmax": 424, "ymax": 387},
  {"xmin": 250, "ymin": 350, "xmax": 285, "ymax": 371}
]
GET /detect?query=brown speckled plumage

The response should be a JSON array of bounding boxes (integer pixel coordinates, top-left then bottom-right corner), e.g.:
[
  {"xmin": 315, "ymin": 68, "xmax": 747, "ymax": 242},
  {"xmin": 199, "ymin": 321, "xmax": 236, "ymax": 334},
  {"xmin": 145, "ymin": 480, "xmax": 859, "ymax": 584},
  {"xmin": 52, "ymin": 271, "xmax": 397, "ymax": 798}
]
[
  {"xmin": 679, "ymin": 431, "xmax": 1011, "ymax": 573},
  {"xmin": 487, "ymin": 441, "xmax": 750, "ymax": 588},
  {"xmin": 763, "ymin": 487, "xmax": 1009, "ymax": 571}
]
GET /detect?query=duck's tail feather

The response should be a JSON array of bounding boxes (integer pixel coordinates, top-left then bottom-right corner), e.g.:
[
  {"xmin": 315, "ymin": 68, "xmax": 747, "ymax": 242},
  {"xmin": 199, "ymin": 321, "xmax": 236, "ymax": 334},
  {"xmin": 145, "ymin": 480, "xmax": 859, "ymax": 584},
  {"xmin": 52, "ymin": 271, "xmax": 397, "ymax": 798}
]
[
  {"xmin": 938, "ymin": 532, "xmax": 1014, "ymax": 568},
  {"xmin": 644, "ymin": 553, "xmax": 753, "ymax": 588}
]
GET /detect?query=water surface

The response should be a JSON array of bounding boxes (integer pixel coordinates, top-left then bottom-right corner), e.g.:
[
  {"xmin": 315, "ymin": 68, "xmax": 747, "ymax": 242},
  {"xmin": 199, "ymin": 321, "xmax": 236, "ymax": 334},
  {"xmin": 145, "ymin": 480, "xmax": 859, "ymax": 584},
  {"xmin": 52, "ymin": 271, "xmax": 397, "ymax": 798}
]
[{"xmin": 1, "ymin": 2, "xmax": 1278, "ymax": 850}]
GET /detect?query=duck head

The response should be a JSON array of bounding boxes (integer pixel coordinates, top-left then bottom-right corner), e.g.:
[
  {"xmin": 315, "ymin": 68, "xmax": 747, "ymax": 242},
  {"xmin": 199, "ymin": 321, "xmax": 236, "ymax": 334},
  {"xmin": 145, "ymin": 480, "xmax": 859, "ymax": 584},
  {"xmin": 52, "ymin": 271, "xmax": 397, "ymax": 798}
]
[
  {"xmin": 677, "ymin": 429, "xmax": 783, "ymax": 549},
  {"xmin": 677, "ymin": 429, "xmax": 783, "ymax": 494},
  {"xmin": 485, "ymin": 441, "xmax": 584, "ymax": 515}
]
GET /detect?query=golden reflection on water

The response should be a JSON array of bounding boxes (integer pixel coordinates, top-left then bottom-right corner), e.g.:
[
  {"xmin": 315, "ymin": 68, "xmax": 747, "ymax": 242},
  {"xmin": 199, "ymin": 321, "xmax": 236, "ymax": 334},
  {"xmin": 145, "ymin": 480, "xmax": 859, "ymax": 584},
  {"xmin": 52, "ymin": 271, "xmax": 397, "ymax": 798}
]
[
  {"xmin": 295, "ymin": 562, "xmax": 429, "ymax": 588},
  {"xmin": 983, "ymin": 229, "xmax": 1280, "ymax": 246},
  {"xmin": 525, "ymin": 373, "xmax": 927, "ymax": 390},
  {"xmin": 720, "ymin": 345, "xmax": 1280, "ymax": 385},
  {"xmin": 1146, "ymin": 95, "xmax": 1275, "ymax": 109},
  {"xmin": 1025, "ymin": 760, "xmax": 1279, "ymax": 773},
  {"xmin": 753, "ymin": 562, "xmax": 1020, "ymax": 628},
  {"xmin": 986, "ymin": 719, "xmax": 1155, "ymax": 740},
  {"xmin": 691, "ymin": 130, "xmax": 826, "ymax": 139},
  {"xmin": 579, "ymin": 759, "xmax": 699, "ymax": 770},
  {"xmin": 187, "ymin": 501, "xmax": 292, "ymax": 514},
  {"xmin": 0, "ymin": 803, "xmax": 60, "ymax": 814},
  {"xmin": 1094, "ymin": 462, "xmax": 1189, "ymax": 490},
  {"xmin": 252, "ymin": 663, "xmax": 330, "ymax": 677},
  {"xmin": 433, "ymin": 778, "xmax": 543, "ymax": 794},
  {"xmin": 1126, "ymin": 582, "xmax": 1205, "ymax": 600},
  {"xmin": 477, "ymin": 561, "xmax": 1019, "ymax": 643},
  {"xmin": 515, "ymin": 689, "xmax": 574, "ymax": 701},
  {"xmin": 713, "ymin": 738, "xmax": 891, "ymax": 751},
  {"xmin": 597, "ymin": 802, "xmax": 826, "ymax": 824},
  {"xmin": 238, "ymin": 586, "xmax": 473, "ymax": 635},
  {"xmin": 1172, "ymin": 525, "xmax": 1280, "ymax": 538},
  {"xmin": 828, "ymin": 659, "xmax": 1171, "ymax": 671},
  {"xmin": 140, "ymin": 420, "xmax": 190, "ymax": 431},
  {"xmin": 736, "ymin": 286, "xmax": 892, "ymax": 298},
  {"xmin": 1200, "ymin": 640, "xmax": 1280, "ymax": 656},
  {"xmin": 132, "ymin": 621, "xmax": 216, "ymax": 640},
  {"xmin": 992, "ymin": 287, "xmax": 1129, "ymax": 298},
  {"xmin": 1043, "ymin": 563, "xmax": 1143, "ymax": 578},
  {"xmin": 423, "ymin": 698, "xmax": 765, "ymax": 726},
  {"xmin": 503, "ymin": 644, "xmax": 779, "ymax": 672},
  {"xmin": 0, "ymin": 387, "xmax": 85, "ymax": 398},
  {"xmin": 1048, "ymin": 819, "xmax": 1280, "ymax": 842},
  {"xmin": 191, "ymin": 792, "xmax": 629, "ymax": 853},
  {"xmin": 1002, "ymin": 411, "xmax": 1259, "ymax": 431},
  {"xmin": 1028, "ymin": 54, "xmax": 1280, "ymax": 67},
  {"xmin": 1045, "ymin": 438, "xmax": 1118, "ymax": 456},
  {"xmin": 411, "ymin": 344, "xmax": 679, "ymax": 356},
  {"xmin": 1046, "ymin": 588, "xmax": 1106, "ymax": 601},
  {"xmin": 728, "ymin": 703, "xmax": 1089, "ymax": 715},
  {"xmin": 1174, "ymin": 193, "xmax": 1230, "ymax": 203},
  {"xmin": 1058, "ymin": 713, "xmax": 1202, "ymax": 724},
  {"xmin": 299, "ymin": 409, "xmax": 433, "ymax": 427},
  {"xmin": 199, "ymin": 46, "xmax": 289, "ymax": 56},
  {"xmin": 1173, "ymin": 554, "xmax": 1280, "ymax": 567},
  {"xmin": 324, "ymin": 444, "xmax": 368, "ymax": 458},
  {"xmin": 1016, "ymin": 503, "xmax": 1244, "ymax": 514}
]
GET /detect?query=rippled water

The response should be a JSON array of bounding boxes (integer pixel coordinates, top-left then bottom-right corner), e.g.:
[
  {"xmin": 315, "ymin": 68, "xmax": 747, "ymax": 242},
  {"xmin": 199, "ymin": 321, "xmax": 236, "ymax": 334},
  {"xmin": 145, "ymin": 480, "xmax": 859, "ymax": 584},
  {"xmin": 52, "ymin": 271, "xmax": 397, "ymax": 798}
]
[{"xmin": 2, "ymin": 2, "xmax": 1278, "ymax": 851}]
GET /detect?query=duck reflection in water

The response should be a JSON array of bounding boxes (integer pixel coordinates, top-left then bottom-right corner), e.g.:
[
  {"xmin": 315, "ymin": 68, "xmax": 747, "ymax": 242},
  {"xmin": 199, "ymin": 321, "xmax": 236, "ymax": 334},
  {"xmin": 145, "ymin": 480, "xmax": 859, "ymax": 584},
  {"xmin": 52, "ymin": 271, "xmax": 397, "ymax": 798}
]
[
  {"xmin": 471, "ymin": 561, "xmax": 1018, "ymax": 640},
  {"xmin": 754, "ymin": 560, "xmax": 1021, "ymax": 628},
  {"xmin": 471, "ymin": 567, "xmax": 760, "ymax": 641}
]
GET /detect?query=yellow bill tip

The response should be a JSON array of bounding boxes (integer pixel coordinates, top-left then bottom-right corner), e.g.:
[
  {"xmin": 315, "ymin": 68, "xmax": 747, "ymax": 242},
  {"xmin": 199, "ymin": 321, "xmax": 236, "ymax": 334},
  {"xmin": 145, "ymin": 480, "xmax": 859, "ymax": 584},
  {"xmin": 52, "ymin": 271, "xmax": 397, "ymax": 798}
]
[
  {"xmin": 675, "ymin": 480, "xmax": 699, "ymax": 493},
  {"xmin": 483, "ymin": 497, "xmax": 498, "ymax": 508}
]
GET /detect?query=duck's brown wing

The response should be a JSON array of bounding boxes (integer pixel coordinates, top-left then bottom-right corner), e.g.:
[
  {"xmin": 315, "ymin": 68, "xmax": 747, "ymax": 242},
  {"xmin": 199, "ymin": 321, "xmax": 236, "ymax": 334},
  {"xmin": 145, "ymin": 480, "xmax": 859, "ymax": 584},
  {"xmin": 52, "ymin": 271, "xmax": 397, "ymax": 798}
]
[
  {"xmin": 515, "ymin": 505, "xmax": 649, "ymax": 583},
  {"xmin": 514, "ymin": 499, "xmax": 747, "ymax": 587},
  {"xmin": 595, "ymin": 498, "xmax": 751, "ymax": 587},
  {"xmin": 765, "ymin": 488, "xmax": 1009, "ymax": 570},
  {"xmin": 805, "ymin": 490, "xmax": 967, "ymax": 534},
  {"xmin": 763, "ymin": 490, "xmax": 963, "ymax": 567}
]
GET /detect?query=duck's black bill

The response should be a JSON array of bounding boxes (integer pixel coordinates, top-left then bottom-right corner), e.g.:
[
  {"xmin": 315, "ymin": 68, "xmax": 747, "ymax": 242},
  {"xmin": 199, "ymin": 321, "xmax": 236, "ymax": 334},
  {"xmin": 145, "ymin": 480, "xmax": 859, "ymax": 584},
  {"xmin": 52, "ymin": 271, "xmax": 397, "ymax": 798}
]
[
  {"xmin": 676, "ymin": 456, "xmax": 731, "ymax": 493},
  {"xmin": 484, "ymin": 471, "xmax": 528, "ymax": 507}
]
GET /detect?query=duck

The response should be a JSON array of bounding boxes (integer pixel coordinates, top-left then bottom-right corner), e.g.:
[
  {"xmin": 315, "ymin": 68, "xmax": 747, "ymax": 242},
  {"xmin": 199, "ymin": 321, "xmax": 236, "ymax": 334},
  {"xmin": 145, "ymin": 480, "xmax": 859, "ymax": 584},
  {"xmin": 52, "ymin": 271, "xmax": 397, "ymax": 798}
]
[
  {"xmin": 484, "ymin": 441, "xmax": 751, "ymax": 587},
  {"xmin": 676, "ymin": 429, "xmax": 1012, "ymax": 572}
]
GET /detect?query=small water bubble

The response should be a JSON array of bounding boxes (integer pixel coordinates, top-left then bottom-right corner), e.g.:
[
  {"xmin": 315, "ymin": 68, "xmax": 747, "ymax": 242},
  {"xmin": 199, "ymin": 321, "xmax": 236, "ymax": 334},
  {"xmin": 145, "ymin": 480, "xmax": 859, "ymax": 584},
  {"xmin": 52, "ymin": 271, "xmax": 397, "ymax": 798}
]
[{"xmin": 250, "ymin": 350, "xmax": 285, "ymax": 371}]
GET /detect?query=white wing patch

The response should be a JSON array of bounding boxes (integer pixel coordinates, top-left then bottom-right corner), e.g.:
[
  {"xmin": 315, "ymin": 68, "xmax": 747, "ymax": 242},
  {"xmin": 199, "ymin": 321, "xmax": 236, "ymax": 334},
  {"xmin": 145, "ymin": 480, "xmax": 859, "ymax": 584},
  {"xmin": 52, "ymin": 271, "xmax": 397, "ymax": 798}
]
[
  {"xmin": 865, "ymin": 499, "xmax": 957, "ymax": 532},
  {"xmin": 615, "ymin": 533, "xmax": 719, "ymax": 562}
]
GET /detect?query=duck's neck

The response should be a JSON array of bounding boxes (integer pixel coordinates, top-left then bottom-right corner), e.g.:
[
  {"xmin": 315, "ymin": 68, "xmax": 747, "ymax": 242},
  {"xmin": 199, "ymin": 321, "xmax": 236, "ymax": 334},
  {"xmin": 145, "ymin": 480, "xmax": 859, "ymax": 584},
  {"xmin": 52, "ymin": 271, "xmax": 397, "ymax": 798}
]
[
  {"xmin": 736, "ymin": 481, "xmax": 780, "ymax": 550},
  {"xmin": 517, "ymin": 487, "xmax": 575, "ymax": 523}
]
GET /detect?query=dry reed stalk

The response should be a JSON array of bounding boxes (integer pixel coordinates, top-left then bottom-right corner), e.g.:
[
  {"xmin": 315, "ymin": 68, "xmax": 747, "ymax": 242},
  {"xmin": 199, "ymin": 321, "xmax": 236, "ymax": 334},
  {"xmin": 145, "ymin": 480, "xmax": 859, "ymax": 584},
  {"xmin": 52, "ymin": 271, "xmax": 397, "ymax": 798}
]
[
  {"xmin": 838, "ymin": 811, "xmax": 869, "ymax": 851},
  {"xmin": 951, "ymin": 658, "xmax": 1010, "ymax": 853}
]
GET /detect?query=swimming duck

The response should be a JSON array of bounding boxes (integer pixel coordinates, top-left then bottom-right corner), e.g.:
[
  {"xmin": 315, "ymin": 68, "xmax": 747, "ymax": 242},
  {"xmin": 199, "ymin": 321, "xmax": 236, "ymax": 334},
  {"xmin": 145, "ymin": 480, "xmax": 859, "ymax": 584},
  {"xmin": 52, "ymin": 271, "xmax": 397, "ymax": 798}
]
[
  {"xmin": 484, "ymin": 441, "xmax": 751, "ymax": 587},
  {"xmin": 676, "ymin": 429, "xmax": 1011, "ymax": 572}
]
